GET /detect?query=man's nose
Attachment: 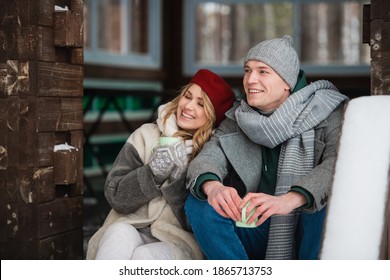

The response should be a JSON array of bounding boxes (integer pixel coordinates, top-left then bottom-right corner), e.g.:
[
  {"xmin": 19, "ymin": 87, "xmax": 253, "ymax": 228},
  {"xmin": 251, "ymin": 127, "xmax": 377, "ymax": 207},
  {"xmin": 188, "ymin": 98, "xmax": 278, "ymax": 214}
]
[{"xmin": 247, "ymin": 72, "xmax": 259, "ymax": 84}]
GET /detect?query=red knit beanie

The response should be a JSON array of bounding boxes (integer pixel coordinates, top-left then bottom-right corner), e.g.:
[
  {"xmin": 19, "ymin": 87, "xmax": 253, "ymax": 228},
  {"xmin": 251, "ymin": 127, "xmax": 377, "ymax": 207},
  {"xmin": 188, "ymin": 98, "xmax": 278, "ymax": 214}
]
[{"xmin": 190, "ymin": 69, "xmax": 235, "ymax": 126}]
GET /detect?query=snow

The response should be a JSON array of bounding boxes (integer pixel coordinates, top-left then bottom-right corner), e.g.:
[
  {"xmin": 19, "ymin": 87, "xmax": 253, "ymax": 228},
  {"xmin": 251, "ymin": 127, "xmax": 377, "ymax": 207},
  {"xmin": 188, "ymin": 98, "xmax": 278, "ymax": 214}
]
[
  {"xmin": 54, "ymin": 143, "xmax": 78, "ymax": 152},
  {"xmin": 320, "ymin": 96, "xmax": 390, "ymax": 259},
  {"xmin": 54, "ymin": 5, "xmax": 69, "ymax": 11}
]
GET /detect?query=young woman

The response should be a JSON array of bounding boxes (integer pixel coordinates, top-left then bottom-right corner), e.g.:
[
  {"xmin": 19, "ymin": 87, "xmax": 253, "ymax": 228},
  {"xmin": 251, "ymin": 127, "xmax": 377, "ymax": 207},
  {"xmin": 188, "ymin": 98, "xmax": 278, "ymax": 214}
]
[{"xmin": 86, "ymin": 69, "xmax": 236, "ymax": 260}]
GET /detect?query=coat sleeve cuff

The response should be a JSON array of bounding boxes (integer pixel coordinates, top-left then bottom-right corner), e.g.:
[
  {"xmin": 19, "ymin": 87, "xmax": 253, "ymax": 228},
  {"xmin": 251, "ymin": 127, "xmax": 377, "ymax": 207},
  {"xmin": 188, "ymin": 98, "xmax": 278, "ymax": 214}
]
[
  {"xmin": 192, "ymin": 173, "xmax": 221, "ymax": 200},
  {"xmin": 289, "ymin": 185, "xmax": 314, "ymax": 209}
]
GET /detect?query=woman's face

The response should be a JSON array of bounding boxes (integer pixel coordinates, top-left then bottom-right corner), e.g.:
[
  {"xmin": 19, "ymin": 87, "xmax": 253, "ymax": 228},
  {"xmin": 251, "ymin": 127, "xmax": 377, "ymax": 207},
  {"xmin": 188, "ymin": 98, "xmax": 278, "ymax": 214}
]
[{"xmin": 176, "ymin": 84, "xmax": 209, "ymax": 134}]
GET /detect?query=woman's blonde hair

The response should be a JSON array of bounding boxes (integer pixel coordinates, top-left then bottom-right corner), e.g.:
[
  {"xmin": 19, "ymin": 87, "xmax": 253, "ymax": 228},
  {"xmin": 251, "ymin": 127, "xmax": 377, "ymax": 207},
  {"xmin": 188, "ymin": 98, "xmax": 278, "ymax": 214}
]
[{"xmin": 162, "ymin": 83, "xmax": 216, "ymax": 160}]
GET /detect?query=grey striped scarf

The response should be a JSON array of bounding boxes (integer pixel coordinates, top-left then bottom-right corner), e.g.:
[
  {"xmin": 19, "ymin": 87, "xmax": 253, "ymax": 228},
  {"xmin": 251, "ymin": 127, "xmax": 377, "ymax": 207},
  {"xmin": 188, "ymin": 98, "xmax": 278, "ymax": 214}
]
[{"xmin": 235, "ymin": 80, "xmax": 348, "ymax": 259}]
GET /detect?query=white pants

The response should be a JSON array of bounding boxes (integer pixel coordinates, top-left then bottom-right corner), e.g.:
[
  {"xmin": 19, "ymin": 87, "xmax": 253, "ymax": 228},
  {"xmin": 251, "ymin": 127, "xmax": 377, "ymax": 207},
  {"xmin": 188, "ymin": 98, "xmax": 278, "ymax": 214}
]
[{"xmin": 95, "ymin": 222, "xmax": 174, "ymax": 260}]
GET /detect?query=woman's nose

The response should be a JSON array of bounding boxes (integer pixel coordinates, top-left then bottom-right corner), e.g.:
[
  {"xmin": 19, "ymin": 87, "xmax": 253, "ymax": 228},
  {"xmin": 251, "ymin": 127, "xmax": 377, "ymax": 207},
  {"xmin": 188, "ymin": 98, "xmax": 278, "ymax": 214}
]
[{"xmin": 184, "ymin": 99, "xmax": 196, "ymax": 109}]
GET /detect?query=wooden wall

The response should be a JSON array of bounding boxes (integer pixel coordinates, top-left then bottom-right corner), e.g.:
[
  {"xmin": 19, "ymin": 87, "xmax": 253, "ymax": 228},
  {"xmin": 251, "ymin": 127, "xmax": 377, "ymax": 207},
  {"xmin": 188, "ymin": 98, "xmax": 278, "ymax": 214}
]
[{"xmin": 0, "ymin": 0, "xmax": 84, "ymax": 259}]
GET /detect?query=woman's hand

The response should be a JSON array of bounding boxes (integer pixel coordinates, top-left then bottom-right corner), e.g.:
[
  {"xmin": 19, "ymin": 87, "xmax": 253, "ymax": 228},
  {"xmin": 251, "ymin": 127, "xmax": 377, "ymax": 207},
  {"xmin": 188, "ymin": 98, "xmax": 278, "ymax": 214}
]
[
  {"xmin": 202, "ymin": 181, "xmax": 242, "ymax": 221},
  {"xmin": 149, "ymin": 141, "xmax": 188, "ymax": 184},
  {"xmin": 169, "ymin": 141, "xmax": 188, "ymax": 180}
]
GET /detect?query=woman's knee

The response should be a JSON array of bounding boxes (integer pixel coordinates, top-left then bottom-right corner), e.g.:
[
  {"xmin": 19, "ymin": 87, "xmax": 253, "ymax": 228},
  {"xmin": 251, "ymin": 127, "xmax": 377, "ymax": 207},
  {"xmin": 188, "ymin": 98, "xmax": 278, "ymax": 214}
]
[
  {"xmin": 104, "ymin": 222, "xmax": 138, "ymax": 238},
  {"xmin": 96, "ymin": 222, "xmax": 143, "ymax": 260},
  {"xmin": 100, "ymin": 222, "xmax": 144, "ymax": 248},
  {"xmin": 131, "ymin": 242, "xmax": 173, "ymax": 260}
]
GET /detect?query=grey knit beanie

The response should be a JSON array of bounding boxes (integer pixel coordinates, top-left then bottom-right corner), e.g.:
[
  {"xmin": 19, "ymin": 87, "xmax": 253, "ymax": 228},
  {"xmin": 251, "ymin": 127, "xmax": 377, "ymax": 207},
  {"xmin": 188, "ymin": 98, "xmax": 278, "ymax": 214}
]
[{"xmin": 243, "ymin": 35, "xmax": 300, "ymax": 89}]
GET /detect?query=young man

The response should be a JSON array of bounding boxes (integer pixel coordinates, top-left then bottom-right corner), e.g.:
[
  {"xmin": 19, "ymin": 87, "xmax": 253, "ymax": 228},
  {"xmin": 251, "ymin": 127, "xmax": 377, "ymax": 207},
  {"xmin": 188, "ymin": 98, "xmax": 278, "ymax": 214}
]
[{"xmin": 185, "ymin": 36, "xmax": 349, "ymax": 260}]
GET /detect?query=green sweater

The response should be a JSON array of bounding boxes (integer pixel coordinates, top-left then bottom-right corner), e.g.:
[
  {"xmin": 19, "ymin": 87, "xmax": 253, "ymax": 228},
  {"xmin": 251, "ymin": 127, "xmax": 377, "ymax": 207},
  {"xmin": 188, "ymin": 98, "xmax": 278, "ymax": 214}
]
[{"xmin": 193, "ymin": 70, "xmax": 313, "ymax": 208}]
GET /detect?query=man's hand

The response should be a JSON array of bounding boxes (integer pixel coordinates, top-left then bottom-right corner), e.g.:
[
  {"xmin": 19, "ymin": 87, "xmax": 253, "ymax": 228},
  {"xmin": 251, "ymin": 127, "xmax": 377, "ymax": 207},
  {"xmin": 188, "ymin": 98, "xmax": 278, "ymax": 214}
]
[
  {"xmin": 202, "ymin": 181, "xmax": 242, "ymax": 221},
  {"xmin": 239, "ymin": 191, "xmax": 307, "ymax": 226}
]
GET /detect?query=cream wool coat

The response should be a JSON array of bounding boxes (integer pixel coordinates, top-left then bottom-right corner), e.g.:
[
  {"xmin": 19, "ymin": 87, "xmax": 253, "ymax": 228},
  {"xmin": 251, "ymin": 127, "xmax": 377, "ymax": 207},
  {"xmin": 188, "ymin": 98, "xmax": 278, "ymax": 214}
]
[{"xmin": 87, "ymin": 105, "xmax": 203, "ymax": 260}]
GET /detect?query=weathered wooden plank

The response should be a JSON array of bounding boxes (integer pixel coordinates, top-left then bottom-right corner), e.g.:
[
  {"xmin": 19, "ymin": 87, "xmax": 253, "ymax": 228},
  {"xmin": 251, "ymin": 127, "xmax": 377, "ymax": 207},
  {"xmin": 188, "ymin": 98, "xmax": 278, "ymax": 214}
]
[
  {"xmin": 0, "ymin": 170, "xmax": 8, "ymax": 242},
  {"xmin": 38, "ymin": 62, "xmax": 83, "ymax": 97},
  {"xmin": 69, "ymin": 181, "xmax": 83, "ymax": 197},
  {"xmin": 370, "ymin": 20, "xmax": 390, "ymax": 60},
  {"xmin": 37, "ymin": 98, "xmax": 61, "ymax": 132},
  {"xmin": 6, "ymin": 97, "xmax": 19, "ymax": 168},
  {"xmin": 0, "ymin": 27, "xmax": 18, "ymax": 62},
  {"xmin": 27, "ymin": 97, "xmax": 39, "ymax": 167},
  {"xmin": 71, "ymin": 48, "xmax": 83, "ymax": 65},
  {"xmin": 36, "ymin": 26, "xmax": 56, "ymax": 62},
  {"xmin": 54, "ymin": 148, "xmax": 78, "ymax": 184},
  {"xmin": 34, "ymin": 167, "xmax": 55, "ymax": 203},
  {"xmin": 70, "ymin": 130, "xmax": 83, "ymax": 150},
  {"xmin": 0, "ymin": 170, "xmax": 18, "ymax": 256},
  {"xmin": 0, "ymin": 63, "xmax": 7, "ymax": 94},
  {"xmin": 38, "ymin": 132, "xmax": 54, "ymax": 167},
  {"xmin": 16, "ymin": 0, "xmax": 39, "ymax": 27},
  {"xmin": 370, "ymin": 13, "xmax": 390, "ymax": 96},
  {"xmin": 70, "ymin": 130, "xmax": 84, "ymax": 195},
  {"xmin": 5, "ymin": 167, "xmax": 19, "ymax": 204},
  {"xmin": 17, "ymin": 98, "xmax": 30, "ymax": 168},
  {"xmin": 38, "ymin": 196, "xmax": 83, "ymax": 238},
  {"xmin": 0, "ymin": 98, "xmax": 8, "ymax": 170},
  {"xmin": 59, "ymin": 98, "xmax": 83, "ymax": 130},
  {"xmin": 0, "ymin": 0, "xmax": 52, "ymax": 27},
  {"xmin": 19, "ymin": 26, "xmax": 40, "ymax": 61},
  {"xmin": 0, "ymin": 144, "xmax": 6, "ymax": 170},
  {"xmin": 0, "ymin": 0, "xmax": 19, "ymax": 26},
  {"xmin": 371, "ymin": 60, "xmax": 390, "ymax": 96},
  {"xmin": 39, "ymin": 228, "xmax": 83, "ymax": 259},
  {"xmin": 0, "ymin": 238, "xmax": 20, "ymax": 259},
  {"xmin": 1, "ymin": 201, "xmax": 20, "ymax": 241},
  {"xmin": 16, "ymin": 26, "xmax": 37, "ymax": 62},
  {"xmin": 17, "ymin": 186, "xmax": 40, "ymax": 259},
  {"xmin": 8, "ymin": 0, "xmax": 56, "ymax": 27},
  {"xmin": 19, "ymin": 168, "xmax": 36, "ymax": 204},
  {"xmin": 37, "ymin": 97, "xmax": 83, "ymax": 132},
  {"xmin": 371, "ymin": 0, "xmax": 390, "ymax": 20},
  {"xmin": 7, "ymin": 131, "xmax": 18, "ymax": 168},
  {"xmin": 70, "ymin": 0, "xmax": 84, "ymax": 14},
  {"xmin": 7, "ymin": 96, "xmax": 20, "ymax": 131},
  {"xmin": 54, "ymin": 11, "xmax": 83, "ymax": 47},
  {"xmin": 0, "ymin": 25, "xmax": 55, "ymax": 62},
  {"xmin": 3, "ymin": 169, "xmax": 23, "ymax": 256},
  {"xmin": 39, "ymin": 0, "xmax": 56, "ymax": 27},
  {"xmin": 0, "ymin": 60, "xmax": 30, "ymax": 97}
]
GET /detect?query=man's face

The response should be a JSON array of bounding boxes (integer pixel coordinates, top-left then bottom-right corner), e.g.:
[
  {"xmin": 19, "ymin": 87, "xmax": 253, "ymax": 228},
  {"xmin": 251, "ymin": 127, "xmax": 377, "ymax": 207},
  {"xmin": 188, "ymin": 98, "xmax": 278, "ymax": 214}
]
[{"xmin": 243, "ymin": 60, "xmax": 291, "ymax": 112}]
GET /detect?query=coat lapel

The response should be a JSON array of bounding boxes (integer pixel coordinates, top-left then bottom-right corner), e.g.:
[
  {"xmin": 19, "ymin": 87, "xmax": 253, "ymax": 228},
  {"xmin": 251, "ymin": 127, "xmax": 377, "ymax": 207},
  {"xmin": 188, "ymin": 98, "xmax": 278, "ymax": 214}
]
[{"xmin": 219, "ymin": 132, "xmax": 262, "ymax": 193}]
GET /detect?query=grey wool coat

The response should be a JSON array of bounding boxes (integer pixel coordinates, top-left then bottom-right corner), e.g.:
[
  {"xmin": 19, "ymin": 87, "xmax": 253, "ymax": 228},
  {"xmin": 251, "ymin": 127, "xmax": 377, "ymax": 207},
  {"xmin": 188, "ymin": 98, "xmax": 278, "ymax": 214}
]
[
  {"xmin": 87, "ymin": 119, "xmax": 203, "ymax": 260},
  {"xmin": 187, "ymin": 102, "xmax": 346, "ymax": 212}
]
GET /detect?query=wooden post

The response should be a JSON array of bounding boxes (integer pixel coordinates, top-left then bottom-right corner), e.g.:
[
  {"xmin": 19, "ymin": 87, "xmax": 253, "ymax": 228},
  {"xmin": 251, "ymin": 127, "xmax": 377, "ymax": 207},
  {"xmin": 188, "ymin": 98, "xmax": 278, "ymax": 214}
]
[
  {"xmin": 363, "ymin": 0, "xmax": 390, "ymax": 260},
  {"xmin": 0, "ymin": 0, "xmax": 84, "ymax": 259},
  {"xmin": 363, "ymin": 0, "xmax": 390, "ymax": 95}
]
